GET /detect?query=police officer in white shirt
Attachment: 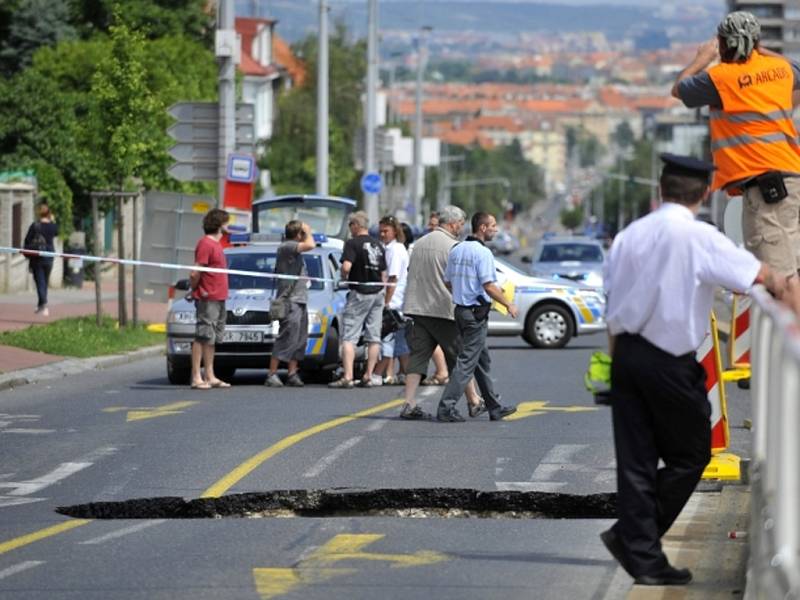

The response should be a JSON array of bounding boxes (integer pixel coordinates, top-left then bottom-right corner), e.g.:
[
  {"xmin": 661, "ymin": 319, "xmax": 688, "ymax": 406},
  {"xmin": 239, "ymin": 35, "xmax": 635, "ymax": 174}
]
[{"xmin": 600, "ymin": 154, "xmax": 791, "ymax": 586}]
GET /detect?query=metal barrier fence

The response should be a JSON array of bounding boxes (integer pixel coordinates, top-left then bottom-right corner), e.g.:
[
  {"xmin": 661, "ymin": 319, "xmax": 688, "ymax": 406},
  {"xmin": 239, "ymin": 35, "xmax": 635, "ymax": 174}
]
[{"xmin": 746, "ymin": 285, "xmax": 800, "ymax": 599}]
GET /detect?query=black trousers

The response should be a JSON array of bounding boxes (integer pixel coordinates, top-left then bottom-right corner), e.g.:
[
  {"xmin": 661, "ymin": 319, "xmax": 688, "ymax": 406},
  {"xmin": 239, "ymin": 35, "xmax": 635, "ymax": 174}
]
[
  {"xmin": 31, "ymin": 258, "xmax": 53, "ymax": 308},
  {"xmin": 610, "ymin": 334, "xmax": 711, "ymax": 576}
]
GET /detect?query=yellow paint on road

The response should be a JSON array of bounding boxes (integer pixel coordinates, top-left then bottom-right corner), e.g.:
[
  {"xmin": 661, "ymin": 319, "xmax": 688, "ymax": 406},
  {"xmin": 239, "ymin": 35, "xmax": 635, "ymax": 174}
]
[
  {"xmin": 503, "ymin": 401, "xmax": 598, "ymax": 421},
  {"xmin": 252, "ymin": 533, "xmax": 447, "ymax": 599},
  {"xmin": 0, "ymin": 520, "xmax": 91, "ymax": 556},
  {"xmin": 202, "ymin": 398, "xmax": 403, "ymax": 498},
  {"xmin": 103, "ymin": 401, "xmax": 198, "ymax": 422}
]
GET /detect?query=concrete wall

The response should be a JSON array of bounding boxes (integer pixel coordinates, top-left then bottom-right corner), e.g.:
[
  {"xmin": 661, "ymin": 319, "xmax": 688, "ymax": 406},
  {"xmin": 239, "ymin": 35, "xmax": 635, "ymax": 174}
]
[{"xmin": 0, "ymin": 183, "xmax": 64, "ymax": 294}]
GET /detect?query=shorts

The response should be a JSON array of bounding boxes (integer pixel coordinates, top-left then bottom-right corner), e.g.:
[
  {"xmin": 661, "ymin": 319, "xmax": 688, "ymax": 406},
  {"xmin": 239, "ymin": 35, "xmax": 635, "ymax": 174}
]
[
  {"xmin": 342, "ymin": 290, "xmax": 384, "ymax": 344},
  {"xmin": 272, "ymin": 302, "xmax": 308, "ymax": 363},
  {"xmin": 196, "ymin": 300, "xmax": 226, "ymax": 344},
  {"xmin": 381, "ymin": 323, "xmax": 410, "ymax": 358},
  {"xmin": 742, "ymin": 176, "xmax": 800, "ymax": 277},
  {"xmin": 406, "ymin": 315, "xmax": 461, "ymax": 375}
]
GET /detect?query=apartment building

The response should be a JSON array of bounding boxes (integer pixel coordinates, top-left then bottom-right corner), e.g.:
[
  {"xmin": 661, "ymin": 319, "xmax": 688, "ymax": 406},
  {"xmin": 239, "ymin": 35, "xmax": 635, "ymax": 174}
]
[{"xmin": 729, "ymin": 1, "xmax": 800, "ymax": 60}]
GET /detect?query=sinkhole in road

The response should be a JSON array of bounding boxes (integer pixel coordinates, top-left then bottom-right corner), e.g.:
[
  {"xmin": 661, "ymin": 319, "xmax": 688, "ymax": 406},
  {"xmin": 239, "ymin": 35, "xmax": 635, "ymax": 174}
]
[{"xmin": 57, "ymin": 488, "xmax": 616, "ymax": 520}]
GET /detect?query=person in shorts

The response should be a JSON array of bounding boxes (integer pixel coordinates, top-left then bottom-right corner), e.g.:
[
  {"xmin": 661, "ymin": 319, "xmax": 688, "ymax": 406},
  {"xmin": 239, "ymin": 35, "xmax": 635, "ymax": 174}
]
[
  {"xmin": 189, "ymin": 208, "xmax": 231, "ymax": 390},
  {"xmin": 373, "ymin": 215, "xmax": 410, "ymax": 385},
  {"xmin": 265, "ymin": 220, "xmax": 316, "ymax": 387},
  {"xmin": 329, "ymin": 211, "xmax": 386, "ymax": 389}
]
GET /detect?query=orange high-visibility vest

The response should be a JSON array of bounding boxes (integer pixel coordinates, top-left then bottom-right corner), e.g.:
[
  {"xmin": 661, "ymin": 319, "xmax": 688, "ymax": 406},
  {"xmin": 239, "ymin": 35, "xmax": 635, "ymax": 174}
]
[{"xmin": 707, "ymin": 50, "xmax": 800, "ymax": 192}]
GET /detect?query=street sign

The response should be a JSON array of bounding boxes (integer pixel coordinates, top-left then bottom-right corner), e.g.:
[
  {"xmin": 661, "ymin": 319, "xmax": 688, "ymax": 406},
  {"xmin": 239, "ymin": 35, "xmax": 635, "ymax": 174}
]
[
  {"xmin": 167, "ymin": 162, "xmax": 218, "ymax": 182},
  {"xmin": 167, "ymin": 102, "xmax": 255, "ymax": 123},
  {"xmin": 166, "ymin": 101, "xmax": 256, "ymax": 183},
  {"xmin": 361, "ymin": 171, "xmax": 383, "ymax": 195},
  {"xmin": 168, "ymin": 142, "xmax": 255, "ymax": 163},
  {"xmin": 227, "ymin": 154, "xmax": 256, "ymax": 183}
]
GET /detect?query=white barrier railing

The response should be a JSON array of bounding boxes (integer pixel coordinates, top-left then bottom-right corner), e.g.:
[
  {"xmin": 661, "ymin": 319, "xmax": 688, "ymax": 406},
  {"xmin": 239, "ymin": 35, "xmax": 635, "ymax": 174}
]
[{"xmin": 746, "ymin": 285, "xmax": 800, "ymax": 599}]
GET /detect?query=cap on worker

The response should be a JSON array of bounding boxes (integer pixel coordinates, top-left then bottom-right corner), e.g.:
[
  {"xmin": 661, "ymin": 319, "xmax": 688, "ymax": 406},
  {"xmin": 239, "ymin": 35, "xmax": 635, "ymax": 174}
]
[{"xmin": 659, "ymin": 153, "xmax": 716, "ymax": 182}]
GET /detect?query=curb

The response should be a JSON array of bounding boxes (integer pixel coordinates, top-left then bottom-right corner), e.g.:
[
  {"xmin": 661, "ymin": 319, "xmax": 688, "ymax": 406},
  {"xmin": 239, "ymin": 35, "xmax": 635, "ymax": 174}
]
[{"xmin": 0, "ymin": 344, "xmax": 165, "ymax": 392}]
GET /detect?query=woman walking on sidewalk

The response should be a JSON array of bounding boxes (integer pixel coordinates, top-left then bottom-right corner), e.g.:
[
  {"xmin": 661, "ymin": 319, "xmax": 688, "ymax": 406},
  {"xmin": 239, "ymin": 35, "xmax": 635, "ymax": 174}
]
[{"xmin": 24, "ymin": 203, "xmax": 58, "ymax": 317}]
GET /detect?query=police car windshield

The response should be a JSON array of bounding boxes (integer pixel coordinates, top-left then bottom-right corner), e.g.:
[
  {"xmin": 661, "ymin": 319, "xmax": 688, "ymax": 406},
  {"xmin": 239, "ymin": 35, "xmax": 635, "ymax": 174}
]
[
  {"xmin": 538, "ymin": 243, "xmax": 603, "ymax": 263},
  {"xmin": 225, "ymin": 253, "xmax": 324, "ymax": 290},
  {"xmin": 255, "ymin": 205, "xmax": 348, "ymax": 238}
]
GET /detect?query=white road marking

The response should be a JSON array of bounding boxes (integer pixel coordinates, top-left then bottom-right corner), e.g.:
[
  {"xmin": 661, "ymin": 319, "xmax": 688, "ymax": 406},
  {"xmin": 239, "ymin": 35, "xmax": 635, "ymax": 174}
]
[
  {"xmin": 495, "ymin": 457, "xmax": 510, "ymax": 477},
  {"xmin": 78, "ymin": 520, "xmax": 167, "ymax": 545},
  {"xmin": 0, "ymin": 462, "xmax": 92, "ymax": 497},
  {"xmin": 495, "ymin": 481, "xmax": 568, "ymax": 492},
  {"xmin": 0, "ymin": 561, "xmax": 45, "ymax": 580},
  {"xmin": 539, "ymin": 444, "xmax": 589, "ymax": 464},
  {"xmin": 2, "ymin": 428, "xmax": 55, "ymax": 435},
  {"xmin": 496, "ymin": 444, "xmax": 600, "ymax": 493},
  {"xmin": 303, "ymin": 436, "xmax": 364, "ymax": 478},
  {"xmin": 0, "ymin": 496, "xmax": 45, "ymax": 508},
  {"xmin": 366, "ymin": 419, "xmax": 387, "ymax": 432}
]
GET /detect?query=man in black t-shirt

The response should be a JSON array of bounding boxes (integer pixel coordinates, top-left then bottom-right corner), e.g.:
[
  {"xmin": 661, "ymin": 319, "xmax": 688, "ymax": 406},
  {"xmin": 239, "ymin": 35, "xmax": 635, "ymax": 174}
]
[{"xmin": 329, "ymin": 211, "xmax": 387, "ymax": 389}]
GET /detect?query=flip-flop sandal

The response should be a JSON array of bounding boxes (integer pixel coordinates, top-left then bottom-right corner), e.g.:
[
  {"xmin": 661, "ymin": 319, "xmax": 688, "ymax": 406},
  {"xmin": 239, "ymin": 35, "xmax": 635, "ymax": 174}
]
[
  {"xmin": 191, "ymin": 381, "xmax": 212, "ymax": 390},
  {"xmin": 421, "ymin": 375, "xmax": 449, "ymax": 386},
  {"xmin": 209, "ymin": 380, "xmax": 231, "ymax": 388}
]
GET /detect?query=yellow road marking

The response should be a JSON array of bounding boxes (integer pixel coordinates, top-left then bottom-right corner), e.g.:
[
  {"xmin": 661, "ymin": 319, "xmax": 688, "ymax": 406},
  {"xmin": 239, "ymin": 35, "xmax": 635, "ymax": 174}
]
[
  {"xmin": 252, "ymin": 533, "xmax": 447, "ymax": 599},
  {"xmin": 0, "ymin": 520, "xmax": 91, "ymax": 556},
  {"xmin": 503, "ymin": 401, "xmax": 598, "ymax": 422},
  {"xmin": 103, "ymin": 401, "xmax": 198, "ymax": 422},
  {"xmin": 202, "ymin": 398, "xmax": 404, "ymax": 498}
]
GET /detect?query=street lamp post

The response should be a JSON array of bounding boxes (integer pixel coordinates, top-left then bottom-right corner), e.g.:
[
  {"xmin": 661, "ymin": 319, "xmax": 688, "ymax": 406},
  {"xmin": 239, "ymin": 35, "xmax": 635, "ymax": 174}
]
[
  {"xmin": 412, "ymin": 26, "xmax": 431, "ymax": 226},
  {"xmin": 365, "ymin": 0, "xmax": 379, "ymax": 223},
  {"xmin": 316, "ymin": 0, "xmax": 329, "ymax": 196}
]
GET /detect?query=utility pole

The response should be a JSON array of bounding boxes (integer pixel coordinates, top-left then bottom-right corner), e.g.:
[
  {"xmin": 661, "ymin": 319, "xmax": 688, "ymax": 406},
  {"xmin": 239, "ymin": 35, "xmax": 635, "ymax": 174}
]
[
  {"xmin": 218, "ymin": 0, "xmax": 235, "ymax": 204},
  {"xmin": 365, "ymin": 0, "xmax": 379, "ymax": 223},
  {"xmin": 412, "ymin": 26, "xmax": 431, "ymax": 226},
  {"xmin": 316, "ymin": 0, "xmax": 329, "ymax": 195}
]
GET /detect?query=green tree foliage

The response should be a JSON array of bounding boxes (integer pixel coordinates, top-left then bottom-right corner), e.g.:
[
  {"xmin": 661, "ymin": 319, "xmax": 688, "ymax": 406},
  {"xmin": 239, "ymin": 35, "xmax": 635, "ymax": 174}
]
[
  {"xmin": 69, "ymin": 0, "xmax": 213, "ymax": 43},
  {"xmin": 89, "ymin": 13, "xmax": 164, "ymax": 190},
  {"xmin": 266, "ymin": 23, "xmax": 366, "ymax": 198},
  {"xmin": 613, "ymin": 121, "xmax": 635, "ymax": 149},
  {"xmin": 447, "ymin": 141, "xmax": 544, "ymax": 215},
  {"xmin": 560, "ymin": 205, "xmax": 583, "ymax": 231},
  {"xmin": 0, "ymin": 0, "xmax": 77, "ymax": 76}
]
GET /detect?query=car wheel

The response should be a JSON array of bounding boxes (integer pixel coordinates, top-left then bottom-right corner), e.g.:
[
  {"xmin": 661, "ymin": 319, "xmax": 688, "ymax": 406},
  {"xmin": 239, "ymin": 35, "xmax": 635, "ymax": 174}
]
[
  {"xmin": 323, "ymin": 322, "xmax": 341, "ymax": 367},
  {"xmin": 524, "ymin": 304, "xmax": 572, "ymax": 349},
  {"xmin": 166, "ymin": 357, "xmax": 190, "ymax": 385},
  {"xmin": 215, "ymin": 366, "xmax": 236, "ymax": 381}
]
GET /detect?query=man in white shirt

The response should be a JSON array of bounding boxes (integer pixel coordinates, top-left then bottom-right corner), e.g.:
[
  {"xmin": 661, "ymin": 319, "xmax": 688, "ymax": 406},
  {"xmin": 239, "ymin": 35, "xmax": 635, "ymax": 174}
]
[{"xmin": 601, "ymin": 154, "xmax": 795, "ymax": 586}]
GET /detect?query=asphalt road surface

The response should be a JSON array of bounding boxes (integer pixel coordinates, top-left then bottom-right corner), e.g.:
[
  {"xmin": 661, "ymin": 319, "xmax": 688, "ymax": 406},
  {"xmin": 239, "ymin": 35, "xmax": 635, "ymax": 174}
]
[{"xmin": 0, "ymin": 330, "xmax": 751, "ymax": 599}]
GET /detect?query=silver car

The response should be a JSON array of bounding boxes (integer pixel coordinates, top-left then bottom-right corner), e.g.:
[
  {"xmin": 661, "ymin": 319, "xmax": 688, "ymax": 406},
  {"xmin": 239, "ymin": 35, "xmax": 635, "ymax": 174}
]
[
  {"xmin": 165, "ymin": 242, "xmax": 351, "ymax": 384},
  {"xmin": 489, "ymin": 257, "xmax": 606, "ymax": 348},
  {"xmin": 524, "ymin": 235, "xmax": 605, "ymax": 291}
]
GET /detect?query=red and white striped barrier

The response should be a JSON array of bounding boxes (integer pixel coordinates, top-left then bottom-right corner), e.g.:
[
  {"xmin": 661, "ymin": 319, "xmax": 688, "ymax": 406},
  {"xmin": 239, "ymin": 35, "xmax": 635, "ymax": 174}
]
[
  {"xmin": 699, "ymin": 313, "xmax": 730, "ymax": 455},
  {"xmin": 729, "ymin": 293, "xmax": 751, "ymax": 368}
]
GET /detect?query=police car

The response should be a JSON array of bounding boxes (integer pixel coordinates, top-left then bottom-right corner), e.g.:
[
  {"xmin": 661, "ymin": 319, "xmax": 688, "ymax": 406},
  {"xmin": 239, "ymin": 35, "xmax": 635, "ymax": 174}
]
[
  {"xmin": 488, "ymin": 256, "xmax": 606, "ymax": 348},
  {"xmin": 165, "ymin": 195, "xmax": 358, "ymax": 384}
]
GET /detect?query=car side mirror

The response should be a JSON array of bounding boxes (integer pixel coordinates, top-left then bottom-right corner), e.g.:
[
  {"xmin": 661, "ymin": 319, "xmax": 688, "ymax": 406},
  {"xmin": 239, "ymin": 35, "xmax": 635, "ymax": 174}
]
[
  {"xmin": 174, "ymin": 278, "xmax": 191, "ymax": 291},
  {"xmin": 520, "ymin": 255, "xmax": 532, "ymax": 264}
]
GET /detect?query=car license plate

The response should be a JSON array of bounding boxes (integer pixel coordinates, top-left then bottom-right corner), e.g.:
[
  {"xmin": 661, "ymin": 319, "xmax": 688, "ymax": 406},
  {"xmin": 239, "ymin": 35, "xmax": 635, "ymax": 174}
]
[{"xmin": 222, "ymin": 330, "xmax": 263, "ymax": 344}]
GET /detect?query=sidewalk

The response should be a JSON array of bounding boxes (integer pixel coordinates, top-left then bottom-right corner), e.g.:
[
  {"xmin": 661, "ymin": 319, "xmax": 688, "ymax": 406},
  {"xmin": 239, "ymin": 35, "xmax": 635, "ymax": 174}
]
[{"xmin": 0, "ymin": 279, "xmax": 168, "ymax": 375}]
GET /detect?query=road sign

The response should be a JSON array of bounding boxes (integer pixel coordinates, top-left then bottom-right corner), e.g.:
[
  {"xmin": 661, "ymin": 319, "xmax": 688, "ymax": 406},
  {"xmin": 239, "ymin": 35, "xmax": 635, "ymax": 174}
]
[
  {"xmin": 167, "ymin": 162, "xmax": 218, "ymax": 182},
  {"xmin": 167, "ymin": 102, "xmax": 254, "ymax": 123},
  {"xmin": 166, "ymin": 101, "xmax": 255, "ymax": 183},
  {"xmin": 227, "ymin": 154, "xmax": 256, "ymax": 183},
  {"xmin": 360, "ymin": 171, "xmax": 383, "ymax": 195}
]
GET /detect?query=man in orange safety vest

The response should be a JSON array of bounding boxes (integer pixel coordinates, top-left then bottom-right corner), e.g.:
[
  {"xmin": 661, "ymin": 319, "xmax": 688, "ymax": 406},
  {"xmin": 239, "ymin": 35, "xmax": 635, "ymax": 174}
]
[{"xmin": 672, "ymin": 11, "xmax": 800, "ymax": 281}]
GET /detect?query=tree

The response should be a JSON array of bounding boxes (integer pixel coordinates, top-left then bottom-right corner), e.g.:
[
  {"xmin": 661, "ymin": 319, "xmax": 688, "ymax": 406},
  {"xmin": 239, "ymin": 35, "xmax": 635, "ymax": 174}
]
[
  {"xmin": 613, "ymin": 121, "xmax": 635, "ymax": 149},
  {"xmin": 560, "ymin": 205, "xmax": 583, "ymax": 231},
  {"xmin": 0, "ymin": 0, "xmax": 76, "ymax": 76},
  {"xmin": 266, "ymin": 22, "xmax": 366, "ymax": 198}
]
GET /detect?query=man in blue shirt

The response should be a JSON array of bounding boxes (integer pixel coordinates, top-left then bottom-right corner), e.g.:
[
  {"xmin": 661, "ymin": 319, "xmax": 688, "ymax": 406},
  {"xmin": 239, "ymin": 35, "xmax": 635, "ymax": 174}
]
[{"xmin": 436, "ymin": 212, "xmax": 519, "ymax": 422}]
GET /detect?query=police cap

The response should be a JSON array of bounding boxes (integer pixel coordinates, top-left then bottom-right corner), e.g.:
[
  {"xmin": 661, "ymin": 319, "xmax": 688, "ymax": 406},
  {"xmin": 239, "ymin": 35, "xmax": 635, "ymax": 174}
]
[{"xmin": 659, "ymin": 153, "xmax": 716, "ymax": 183}]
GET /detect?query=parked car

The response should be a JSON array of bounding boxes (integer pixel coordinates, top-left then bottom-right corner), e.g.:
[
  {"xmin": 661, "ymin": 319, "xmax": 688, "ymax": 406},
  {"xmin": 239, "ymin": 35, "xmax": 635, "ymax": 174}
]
[
  {"xmin": 488, "ymin": 256, "xmax": 606, "ymax": 349},
  {"xmin": 523, "ymin": 235, "xmax": 605, "ymax": 291},
  {"xmin": 165, "ymin": 195, "xmax": 359, "ymax": 384}
]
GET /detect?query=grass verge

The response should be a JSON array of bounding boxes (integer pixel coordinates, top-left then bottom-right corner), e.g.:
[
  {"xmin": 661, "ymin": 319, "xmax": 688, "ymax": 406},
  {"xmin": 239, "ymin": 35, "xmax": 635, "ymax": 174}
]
[{"xmin": 0, "ymin": 315, "xmax": 165, "ymax": 358}]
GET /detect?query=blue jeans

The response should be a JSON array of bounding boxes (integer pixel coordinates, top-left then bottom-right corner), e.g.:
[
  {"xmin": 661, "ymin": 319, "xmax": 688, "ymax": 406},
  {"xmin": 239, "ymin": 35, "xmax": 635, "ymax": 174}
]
[{"xmin": 31, "ymin": 258, "xmax": 53, "ymax": 308}]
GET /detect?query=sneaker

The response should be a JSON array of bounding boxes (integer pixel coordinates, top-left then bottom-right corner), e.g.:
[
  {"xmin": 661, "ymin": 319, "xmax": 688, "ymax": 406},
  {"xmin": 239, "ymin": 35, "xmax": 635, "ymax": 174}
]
[
  {"xmin": 488, "ymin": 405, "xmax": 517, "ymax": 421},
  {"xmin": 328, "ymin": 377, "xmax": 354, "ymax": 389},
  {"xmin": 285, "ymin": 372, "xmax": 304, "ymax": 387},
  {"xmin": 264, "ymin": 373, "xmax": 284, "ymax": 387},
  {"xmin": 399, "ymin": 405, "xmax": 429, "ymax": 420},
  {"xmin": 40, "ymin": 307, "xmax": 49, "ymax": 317},
  {"xmin": 382, "ymin": 375, "xmax": 398, "ymax": 385}
]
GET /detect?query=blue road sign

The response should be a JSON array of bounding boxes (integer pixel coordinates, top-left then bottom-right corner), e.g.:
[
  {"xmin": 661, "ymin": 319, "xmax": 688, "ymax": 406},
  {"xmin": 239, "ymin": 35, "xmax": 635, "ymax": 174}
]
[
  {"xmin": 227, "ymin": 154, "xmax": 256, "ymax": 183},
  {"xmin": 361, "ymin": 171, "xmax": 383, "ymax": 195}
]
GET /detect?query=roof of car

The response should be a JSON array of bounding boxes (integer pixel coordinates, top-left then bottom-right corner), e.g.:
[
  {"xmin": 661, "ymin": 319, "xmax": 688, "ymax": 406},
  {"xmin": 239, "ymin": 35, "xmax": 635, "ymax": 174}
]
[
  {"xmin": 252, "ymin": 194, "xmax": 356, "ymax": 207},
  {"xmin": 540, "ymin": 236, "xmax": 602, "ymax": 245}
]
